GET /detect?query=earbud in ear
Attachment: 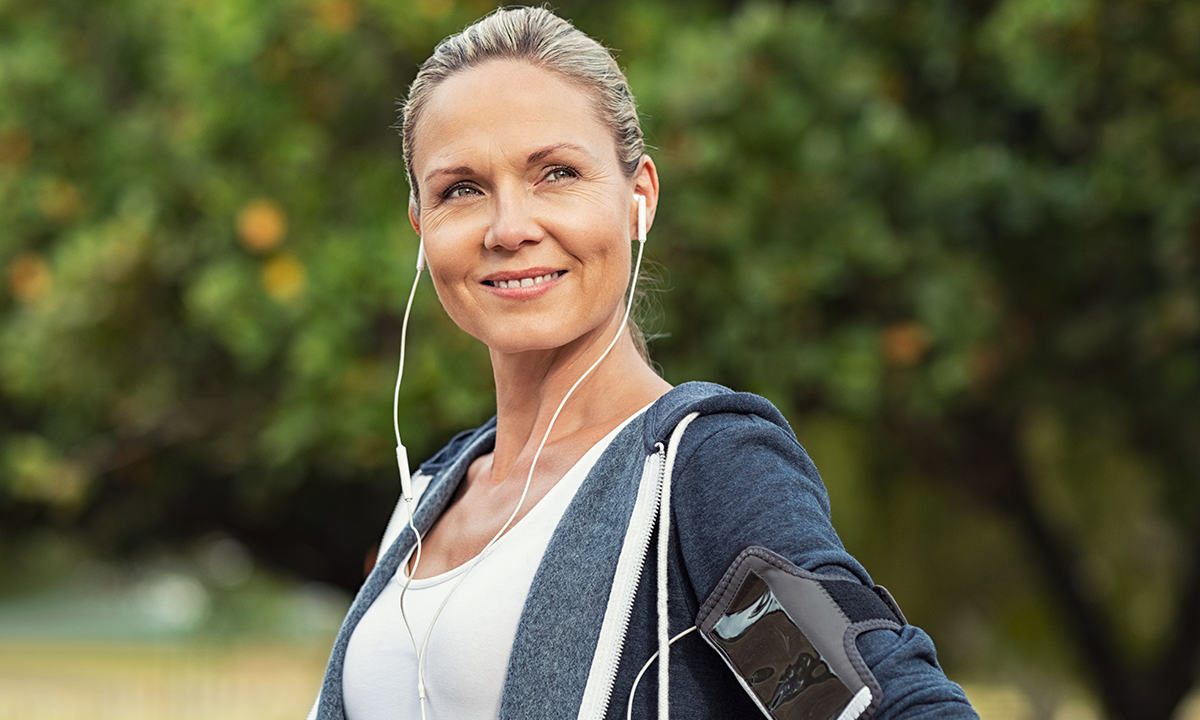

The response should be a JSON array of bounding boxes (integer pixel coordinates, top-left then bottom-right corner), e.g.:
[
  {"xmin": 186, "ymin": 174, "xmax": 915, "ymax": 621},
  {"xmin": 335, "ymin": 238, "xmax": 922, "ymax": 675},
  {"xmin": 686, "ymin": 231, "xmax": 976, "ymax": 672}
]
[
  {"xmin": 635, "ymin": 193, "xmax": 647, "ymax": 243},
  {"xmin": 416, "ymin": 240, "xmax": 426, "ymax": 272}
]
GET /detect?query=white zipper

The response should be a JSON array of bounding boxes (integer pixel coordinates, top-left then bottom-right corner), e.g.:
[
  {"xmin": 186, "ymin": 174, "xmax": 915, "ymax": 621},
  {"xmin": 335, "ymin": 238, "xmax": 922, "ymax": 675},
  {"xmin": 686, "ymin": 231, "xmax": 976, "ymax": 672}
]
[
  {"xmin": 576, "ymin": 442, "xmax": 668, "ymax": 720},
  {"xmin": 655, "ymin": 411, "xmax": 699, "ymax": 720}
]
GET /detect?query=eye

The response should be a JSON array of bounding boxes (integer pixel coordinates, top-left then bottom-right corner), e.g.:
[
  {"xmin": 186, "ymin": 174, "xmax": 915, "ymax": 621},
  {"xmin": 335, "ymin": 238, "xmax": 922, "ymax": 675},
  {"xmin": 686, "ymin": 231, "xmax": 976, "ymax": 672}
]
[
  {"xmin": 442, "ymin": 183, "xmax": 480, "ymax": 199},
  {"xmin": 544, "ymin": 166, "xmax": 578, "ymax": 182}
]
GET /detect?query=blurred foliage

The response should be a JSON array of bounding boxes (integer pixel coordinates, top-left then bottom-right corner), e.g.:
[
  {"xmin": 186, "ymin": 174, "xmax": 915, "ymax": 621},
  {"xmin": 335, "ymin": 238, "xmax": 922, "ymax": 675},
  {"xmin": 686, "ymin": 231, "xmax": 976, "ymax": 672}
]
[
  {"xmin": 1, "ymin": 1, "xmax": 1199, "ymax": 719},
  {"xmin": 629, "ymin": 3, "xmax": 1200, "ymax": 718}
]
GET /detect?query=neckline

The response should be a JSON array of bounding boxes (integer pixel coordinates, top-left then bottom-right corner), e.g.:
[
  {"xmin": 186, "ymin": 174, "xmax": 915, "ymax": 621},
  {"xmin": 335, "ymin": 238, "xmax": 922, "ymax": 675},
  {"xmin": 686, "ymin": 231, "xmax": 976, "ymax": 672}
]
[{"xmin": 396, "ymin": 403, "xmax": 651, "ymax": 588}]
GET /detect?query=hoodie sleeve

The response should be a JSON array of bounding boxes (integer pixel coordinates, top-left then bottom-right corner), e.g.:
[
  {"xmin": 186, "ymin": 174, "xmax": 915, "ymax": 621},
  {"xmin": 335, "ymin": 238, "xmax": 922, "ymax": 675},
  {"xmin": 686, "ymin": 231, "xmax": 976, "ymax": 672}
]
[{"xmin": 668, "ymin": 409, "xmax": 979, "ymax": 720}]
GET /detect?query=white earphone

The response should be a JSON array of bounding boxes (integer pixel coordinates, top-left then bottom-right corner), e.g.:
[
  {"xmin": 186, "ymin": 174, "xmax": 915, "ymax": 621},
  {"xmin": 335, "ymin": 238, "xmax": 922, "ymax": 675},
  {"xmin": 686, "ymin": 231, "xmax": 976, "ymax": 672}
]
[
  {"xmin": 393, "ymin": 239, "xmax": 426, "ymax": 505},
  {"xmin": 390, "ymin": 191, "xmax": 650, "ymax": 718},
  {"xmin": 637, "ymin": 192, "xmax": 647, "ymax": 243}
]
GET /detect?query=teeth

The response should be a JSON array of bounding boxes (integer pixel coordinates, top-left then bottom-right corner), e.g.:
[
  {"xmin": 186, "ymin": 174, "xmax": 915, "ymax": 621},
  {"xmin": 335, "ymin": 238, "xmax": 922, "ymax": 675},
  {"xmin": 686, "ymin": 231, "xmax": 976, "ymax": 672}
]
[{"xmin": 492, "ymin": 271, "xmax": 561, "ymax": 289}]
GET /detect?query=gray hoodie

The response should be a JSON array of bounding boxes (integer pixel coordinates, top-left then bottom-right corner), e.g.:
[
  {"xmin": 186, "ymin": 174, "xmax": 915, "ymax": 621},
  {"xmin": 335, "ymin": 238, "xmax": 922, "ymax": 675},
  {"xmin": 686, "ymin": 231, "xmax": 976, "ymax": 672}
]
[{"xmin": 310, "ymin": 382, "xmax": 977, "ymax": 720}]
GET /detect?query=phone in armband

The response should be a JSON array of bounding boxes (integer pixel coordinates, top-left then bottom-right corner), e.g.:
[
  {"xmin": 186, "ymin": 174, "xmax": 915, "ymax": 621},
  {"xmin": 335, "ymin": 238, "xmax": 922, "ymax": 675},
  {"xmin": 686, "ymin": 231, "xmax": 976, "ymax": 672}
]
[{"xmin": 695, "ymin": 547, "xmax": 906, "ymax": 720}]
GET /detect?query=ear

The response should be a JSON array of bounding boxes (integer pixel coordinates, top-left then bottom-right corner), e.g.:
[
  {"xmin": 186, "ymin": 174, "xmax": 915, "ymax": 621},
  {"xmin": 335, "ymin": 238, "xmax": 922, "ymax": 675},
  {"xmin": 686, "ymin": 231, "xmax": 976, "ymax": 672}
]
[
  {"xmin": 631, "ymin": 155, "xmax": 660, "ymax": 238},
  {"xmin": 408, "ymin": 197, "xmax": 422, "ymax": 238}
]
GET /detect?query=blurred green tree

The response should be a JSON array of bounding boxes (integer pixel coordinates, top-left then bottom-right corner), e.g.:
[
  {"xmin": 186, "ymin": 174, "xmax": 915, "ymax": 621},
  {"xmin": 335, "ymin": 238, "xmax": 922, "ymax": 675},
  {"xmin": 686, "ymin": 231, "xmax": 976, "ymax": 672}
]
[
  {"xmin": 633, "ymin": 2, "xmax": 1200, "ymax": 719},
  {"xmin": 1, "ymin": 1, "xmax": 1197, "ymax": 718}
]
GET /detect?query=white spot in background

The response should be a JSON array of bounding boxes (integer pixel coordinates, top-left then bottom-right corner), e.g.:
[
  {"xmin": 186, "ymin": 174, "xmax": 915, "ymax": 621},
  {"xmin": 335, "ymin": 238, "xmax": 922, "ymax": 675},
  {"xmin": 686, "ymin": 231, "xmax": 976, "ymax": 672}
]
[
  {"xmin": 138, "ymin": 572, "xmax": 210, "ymax": 632},
  {"xmin": 199, "ymin": 536, "xmax": 254, "ymax": 588},
  {"xmin": 283, "ymin": 582, "xmax": 350, "ymax": 640}
]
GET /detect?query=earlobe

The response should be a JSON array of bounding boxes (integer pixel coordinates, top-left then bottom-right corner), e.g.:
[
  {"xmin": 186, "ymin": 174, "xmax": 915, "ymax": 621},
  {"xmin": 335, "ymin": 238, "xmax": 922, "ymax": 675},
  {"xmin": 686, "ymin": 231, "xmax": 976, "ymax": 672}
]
[
  {"xmin": 632, "ymin": 155, "xmax": 660, "ymax": 235},
  {"xmin": 408, "ymin": 199, "xmax": 422, "ymax": 237},
  {"xmin": 408, "ymin": 201, "xmax": 427, "ymax": 271}
]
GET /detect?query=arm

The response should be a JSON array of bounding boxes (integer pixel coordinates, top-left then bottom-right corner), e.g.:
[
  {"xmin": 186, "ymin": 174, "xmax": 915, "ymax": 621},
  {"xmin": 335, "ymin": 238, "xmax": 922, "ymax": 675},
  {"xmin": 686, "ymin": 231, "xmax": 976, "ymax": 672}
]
[{"xmin": 669, "ymin": 412, "xmax": 978, "ymax": 720}]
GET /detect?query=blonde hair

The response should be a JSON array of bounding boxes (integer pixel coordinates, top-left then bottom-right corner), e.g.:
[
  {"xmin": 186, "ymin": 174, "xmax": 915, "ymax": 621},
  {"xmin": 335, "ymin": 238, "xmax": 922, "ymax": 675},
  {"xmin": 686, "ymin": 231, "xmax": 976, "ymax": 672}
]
[{"xmin": 399, "ymin": 6, "xmax": 644, "ymax": 207}]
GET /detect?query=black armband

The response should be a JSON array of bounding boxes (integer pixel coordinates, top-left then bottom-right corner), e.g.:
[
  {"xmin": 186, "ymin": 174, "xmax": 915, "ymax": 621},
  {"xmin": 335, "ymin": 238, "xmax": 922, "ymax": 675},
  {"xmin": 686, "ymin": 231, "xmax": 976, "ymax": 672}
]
[{"xmin": 696, "ymin": 547, "xmax": 905, "ymax": 720}]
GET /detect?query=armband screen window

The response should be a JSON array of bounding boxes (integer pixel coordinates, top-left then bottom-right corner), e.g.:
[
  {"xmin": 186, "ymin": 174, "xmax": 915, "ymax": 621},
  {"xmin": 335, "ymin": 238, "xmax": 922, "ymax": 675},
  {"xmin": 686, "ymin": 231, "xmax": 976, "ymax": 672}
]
[{"xmin": 706, "ymin": 569, "xmax": 854, "ymax": 720}]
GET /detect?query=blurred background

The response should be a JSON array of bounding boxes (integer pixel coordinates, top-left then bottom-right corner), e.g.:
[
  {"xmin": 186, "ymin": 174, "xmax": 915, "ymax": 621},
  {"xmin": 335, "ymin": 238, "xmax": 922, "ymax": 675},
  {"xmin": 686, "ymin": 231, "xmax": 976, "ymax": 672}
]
[{"xmin": 1, "ymin": 0, "xmax": 1198, "ymax": 718}]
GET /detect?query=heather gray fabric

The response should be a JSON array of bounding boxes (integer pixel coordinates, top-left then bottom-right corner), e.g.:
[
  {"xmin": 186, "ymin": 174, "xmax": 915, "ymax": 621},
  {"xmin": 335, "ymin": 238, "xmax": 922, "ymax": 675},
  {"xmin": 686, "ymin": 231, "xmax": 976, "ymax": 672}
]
[{"xmin": 311, "ymin": 382, "xmax": 978, "ymax": 720}]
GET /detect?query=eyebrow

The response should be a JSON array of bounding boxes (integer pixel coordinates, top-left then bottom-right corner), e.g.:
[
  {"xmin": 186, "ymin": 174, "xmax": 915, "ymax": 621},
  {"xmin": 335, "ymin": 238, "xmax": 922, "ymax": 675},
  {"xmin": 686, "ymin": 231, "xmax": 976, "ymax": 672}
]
[
  {"xmin": 422, "ymin": 143, "xmax": 595, "ymax": 186},
  {"xmin": 423, "ymin": 165, "xmax": 474, "ymax": 186},
  {"xmin": 526, "ymin": 142, "xmax": 592, "ymax": 164}
]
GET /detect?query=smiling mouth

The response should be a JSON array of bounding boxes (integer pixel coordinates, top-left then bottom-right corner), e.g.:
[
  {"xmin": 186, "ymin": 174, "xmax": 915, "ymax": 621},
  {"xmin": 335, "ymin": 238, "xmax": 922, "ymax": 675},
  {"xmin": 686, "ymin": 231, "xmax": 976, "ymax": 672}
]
[{"xmin": 483, "ymin": 271, "xmax": 564, "ymax": 289}]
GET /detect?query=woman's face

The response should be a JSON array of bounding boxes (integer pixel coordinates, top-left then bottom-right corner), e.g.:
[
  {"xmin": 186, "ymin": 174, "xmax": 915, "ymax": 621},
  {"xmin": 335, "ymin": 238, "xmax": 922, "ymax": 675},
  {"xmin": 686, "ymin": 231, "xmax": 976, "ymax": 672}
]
[{"xmin": 408, "ymin": 60, "xmax": 658, "ymax": 357}]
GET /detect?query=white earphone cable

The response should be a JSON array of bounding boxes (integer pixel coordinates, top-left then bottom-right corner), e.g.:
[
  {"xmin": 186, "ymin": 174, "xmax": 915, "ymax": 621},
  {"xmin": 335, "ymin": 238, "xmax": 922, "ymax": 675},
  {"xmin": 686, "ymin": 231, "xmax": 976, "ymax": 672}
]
[
  {"xmin": 626, "ymin": 626, "xmax": 696, "ymax": 720},
  {"xmin": 392, "ymin": 264, "xmax": 420, "ymax": 449},
  {"xmin": 392, "ymin": 246, "xmax": 428, "ymax": 716}
]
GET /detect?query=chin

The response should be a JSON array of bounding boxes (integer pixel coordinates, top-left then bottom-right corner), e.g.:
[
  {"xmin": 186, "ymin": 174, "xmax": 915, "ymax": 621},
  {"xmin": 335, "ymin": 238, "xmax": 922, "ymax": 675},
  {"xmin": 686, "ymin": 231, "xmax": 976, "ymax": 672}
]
[
  {"xmin": 473, "ymin": 319, "xmax": 609, "ymax": 358},
  {"xmin": 446, "ymin": 297, "xmax": 624, "ymax": 358},
  {"xmin": 480, "ymin": 332, "xmax": 573, "ymax": 356}
]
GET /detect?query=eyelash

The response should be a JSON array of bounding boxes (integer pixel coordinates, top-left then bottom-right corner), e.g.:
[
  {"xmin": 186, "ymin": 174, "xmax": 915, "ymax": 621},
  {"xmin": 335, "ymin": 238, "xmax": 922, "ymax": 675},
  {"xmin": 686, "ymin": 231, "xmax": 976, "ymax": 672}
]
[
  {"xmin": 436, "ymin": 165, "xmax": 580, "ymax": 201},
  {"xmin": 441, "ymin": 184, "xmax": 478, "ymax": 200}
]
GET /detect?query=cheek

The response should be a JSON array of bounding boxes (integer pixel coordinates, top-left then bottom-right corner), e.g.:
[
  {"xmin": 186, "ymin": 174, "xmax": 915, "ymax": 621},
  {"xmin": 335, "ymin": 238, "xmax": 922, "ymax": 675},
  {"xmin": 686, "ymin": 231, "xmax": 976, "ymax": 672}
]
[
  {"xmin": 594, "ymin": 225, "xmax": 634, "ymax": 284},
  {"xmin": 427, "ymin": 263, "xmax": 470, "ymax": 314},
  {"xmin": 419, "ymin": 239, "xmax": 477, "ymax": 321},
  {"xmin": 427, "ymin": 271, "xmax": 489, "ymax": 341},
  {"xmin": 420, "ymin": 214, "xmax": 480, "ymax": 283}
]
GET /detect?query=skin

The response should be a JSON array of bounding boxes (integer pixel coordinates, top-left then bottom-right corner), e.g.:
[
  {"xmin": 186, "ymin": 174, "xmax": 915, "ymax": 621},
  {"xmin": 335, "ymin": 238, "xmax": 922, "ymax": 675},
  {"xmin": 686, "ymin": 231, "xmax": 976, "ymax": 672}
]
[{"xmin": 407, "ymin": 59, "xmax": 672, "ymax": 578}]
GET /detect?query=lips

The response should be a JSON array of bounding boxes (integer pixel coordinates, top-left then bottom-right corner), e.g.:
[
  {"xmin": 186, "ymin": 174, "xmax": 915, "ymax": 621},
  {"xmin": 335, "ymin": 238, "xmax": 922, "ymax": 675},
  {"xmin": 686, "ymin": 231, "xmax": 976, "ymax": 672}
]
[{"xmin": 482, "ymin": 270, "xmax": 564, "ymax": 289}]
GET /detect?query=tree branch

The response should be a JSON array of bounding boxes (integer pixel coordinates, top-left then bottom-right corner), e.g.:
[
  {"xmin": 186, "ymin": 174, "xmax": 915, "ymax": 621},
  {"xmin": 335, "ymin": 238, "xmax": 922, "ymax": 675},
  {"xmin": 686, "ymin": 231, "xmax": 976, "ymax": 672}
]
[{"xmin": 898, "ymin": 410, "xmax": 1146, "ymax": 720}]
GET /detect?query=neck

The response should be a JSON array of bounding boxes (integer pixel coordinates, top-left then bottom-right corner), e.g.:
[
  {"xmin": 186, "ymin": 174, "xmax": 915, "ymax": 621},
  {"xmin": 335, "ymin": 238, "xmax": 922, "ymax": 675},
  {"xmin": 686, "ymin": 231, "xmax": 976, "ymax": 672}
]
[{"xmin": 486, "ymin": 311, "xmax": 669, "ymax": 485}]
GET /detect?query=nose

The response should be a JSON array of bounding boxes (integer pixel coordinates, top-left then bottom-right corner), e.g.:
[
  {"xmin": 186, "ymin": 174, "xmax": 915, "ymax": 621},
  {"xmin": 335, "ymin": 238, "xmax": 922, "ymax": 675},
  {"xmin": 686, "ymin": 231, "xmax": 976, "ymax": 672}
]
[{"xmin": 484, "ymin": 190, "xmax": 543, "ymax": 252}]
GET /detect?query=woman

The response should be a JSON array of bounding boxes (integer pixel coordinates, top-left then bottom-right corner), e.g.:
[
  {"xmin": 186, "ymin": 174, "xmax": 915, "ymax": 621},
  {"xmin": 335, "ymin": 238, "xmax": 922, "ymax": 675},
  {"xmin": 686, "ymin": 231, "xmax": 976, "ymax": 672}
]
[{"xmin": 310, "ymin": 7, "xmax": 977, "ymax": 720}]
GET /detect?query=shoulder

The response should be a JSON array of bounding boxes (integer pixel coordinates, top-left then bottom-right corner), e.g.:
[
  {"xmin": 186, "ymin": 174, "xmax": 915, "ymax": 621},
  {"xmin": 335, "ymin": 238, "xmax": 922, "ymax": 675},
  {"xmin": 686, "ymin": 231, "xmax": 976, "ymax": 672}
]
[
  {"xmin": 642, "ymin": 382, "xmax": 816, "ymax": 484},
  {"xmin": 642, "ymin": 381, "xmax": 797, "ymax": 450},
  {"xmin": 649, "ymin": 383, "xmax": 857, "ymax": 583}
]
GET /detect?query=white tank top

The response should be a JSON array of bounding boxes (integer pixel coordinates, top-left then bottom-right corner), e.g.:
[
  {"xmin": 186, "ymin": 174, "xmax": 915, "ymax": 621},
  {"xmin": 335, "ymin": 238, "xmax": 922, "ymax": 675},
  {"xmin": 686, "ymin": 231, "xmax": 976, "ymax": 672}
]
[{"xmin": 342, "ymin": 410, "xmax": 644, "ymax": 720}]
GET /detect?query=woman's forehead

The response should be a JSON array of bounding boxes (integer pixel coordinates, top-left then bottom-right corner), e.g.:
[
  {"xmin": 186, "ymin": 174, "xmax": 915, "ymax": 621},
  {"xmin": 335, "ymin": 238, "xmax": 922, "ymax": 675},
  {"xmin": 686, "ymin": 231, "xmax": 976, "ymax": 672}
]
[{"xmin": 411, "ymin": 60, "xmax": 616, "ymax": 174}]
